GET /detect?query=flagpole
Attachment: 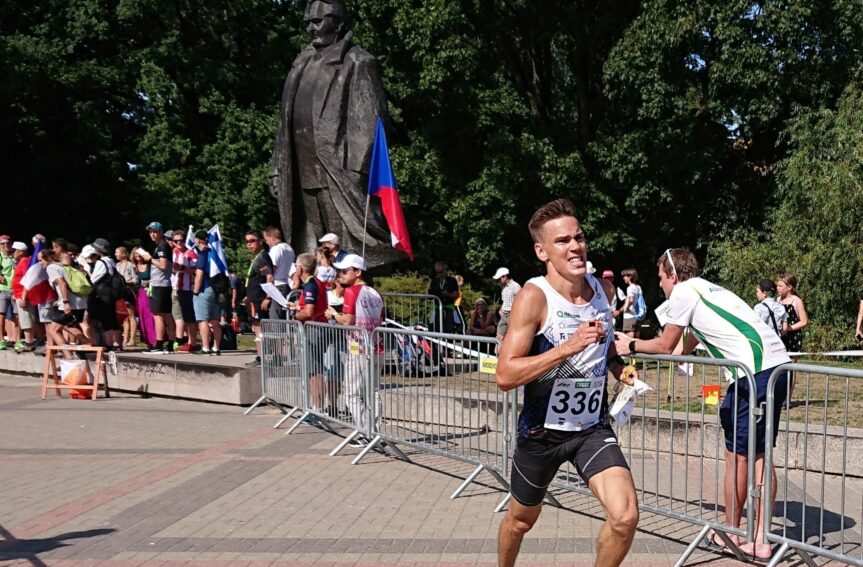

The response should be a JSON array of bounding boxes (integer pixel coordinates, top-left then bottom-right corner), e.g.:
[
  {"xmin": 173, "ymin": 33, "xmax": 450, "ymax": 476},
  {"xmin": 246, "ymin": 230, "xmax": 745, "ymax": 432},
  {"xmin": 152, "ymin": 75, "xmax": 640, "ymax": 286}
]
[{"xmin": 361, "ymin": 193, "xmax": 370, "ymax": 259}]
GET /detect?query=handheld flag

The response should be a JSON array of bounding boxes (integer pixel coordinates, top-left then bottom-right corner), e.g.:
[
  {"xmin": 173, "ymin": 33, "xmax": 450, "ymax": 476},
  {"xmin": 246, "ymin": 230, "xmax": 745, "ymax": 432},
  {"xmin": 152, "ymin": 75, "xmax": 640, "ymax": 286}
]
[
  {"xmin": 185, "ymin": 224, "xmax": 195, "ymax": 249},
  {"xmin": 21, "ymin": 238, "xmax": 53, "ymax": 304},
  {"xmin": 367, "ymin": 117, "xmax": 413, "ymax": 261},
  {"xmin": 28, "ymin": 238, "xmax": 44, "ymax": 268},
  {"xmin": 207, "ymin": 224, "xmax": 229, "ymax": 277}
]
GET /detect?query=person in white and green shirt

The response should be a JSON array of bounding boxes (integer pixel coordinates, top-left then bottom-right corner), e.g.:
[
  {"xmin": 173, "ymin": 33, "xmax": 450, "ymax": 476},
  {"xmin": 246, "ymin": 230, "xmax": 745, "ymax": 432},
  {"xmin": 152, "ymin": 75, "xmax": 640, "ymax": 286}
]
[
  {"xmin": 614, "ymin": 248, "xmax": 789, "ymax": 561},
  {"xmin": 0, "ymin": 236, "xmax": 20, "ymax": 350}
]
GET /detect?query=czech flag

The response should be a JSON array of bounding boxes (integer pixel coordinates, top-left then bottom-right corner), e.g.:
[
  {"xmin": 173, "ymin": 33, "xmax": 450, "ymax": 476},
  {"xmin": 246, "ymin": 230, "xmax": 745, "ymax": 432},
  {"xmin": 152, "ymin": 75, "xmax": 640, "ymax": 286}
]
[{"xmin": 367, "ymin": 117, "xmax": 414, "ymax": 261}]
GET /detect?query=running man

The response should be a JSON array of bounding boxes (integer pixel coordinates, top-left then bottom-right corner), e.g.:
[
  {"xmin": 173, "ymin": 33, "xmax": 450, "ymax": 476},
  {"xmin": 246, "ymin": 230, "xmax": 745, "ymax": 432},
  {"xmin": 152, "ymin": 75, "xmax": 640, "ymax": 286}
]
[
  {"xmin": 614, "ymin": 248, "xmax": 790, "ymax": 560},
  {"xmin": 496, "ymin": 198, "xmax": 639, "ymax": 567}
]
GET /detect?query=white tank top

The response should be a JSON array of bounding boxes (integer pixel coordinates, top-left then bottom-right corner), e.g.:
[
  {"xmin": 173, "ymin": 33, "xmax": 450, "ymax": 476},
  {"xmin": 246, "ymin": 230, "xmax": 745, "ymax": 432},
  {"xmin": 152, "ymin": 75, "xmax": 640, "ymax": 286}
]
[{"xmin": 517, "ymin": 274, "xmax": 613, "ymax": 435}]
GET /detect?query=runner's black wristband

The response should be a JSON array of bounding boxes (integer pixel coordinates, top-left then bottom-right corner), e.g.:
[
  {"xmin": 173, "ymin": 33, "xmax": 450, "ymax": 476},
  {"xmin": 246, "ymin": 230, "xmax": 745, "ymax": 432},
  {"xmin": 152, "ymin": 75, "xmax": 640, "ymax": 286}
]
[{"xmin": 629, "ymin": 340, "xmax": 637, "ymax": 354}]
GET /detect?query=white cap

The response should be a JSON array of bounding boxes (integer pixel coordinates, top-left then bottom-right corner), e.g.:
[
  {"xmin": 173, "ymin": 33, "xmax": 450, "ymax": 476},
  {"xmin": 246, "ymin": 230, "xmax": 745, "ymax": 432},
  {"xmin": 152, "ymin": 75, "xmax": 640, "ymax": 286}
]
[
  {"xmin": 318, "ymin": 233, "xmax": 339, "ymax": 244},
  {"xmin": 492, "ymin": 267, "xmax": 509, "ymax": 280},
  {"xmin": 333, "ymin": 253, "xmax": 367, "ymax": 271},
  {"xmin": 11, "ymin": 241, "xmax": 27, "ymax": 251},
  {"xmin": 586, "ymin": 261, "xmax": 596, "ymax": 275},
  {"xmin": 80, "ymin": 245, "xmax": 98, "ymax": 258}
]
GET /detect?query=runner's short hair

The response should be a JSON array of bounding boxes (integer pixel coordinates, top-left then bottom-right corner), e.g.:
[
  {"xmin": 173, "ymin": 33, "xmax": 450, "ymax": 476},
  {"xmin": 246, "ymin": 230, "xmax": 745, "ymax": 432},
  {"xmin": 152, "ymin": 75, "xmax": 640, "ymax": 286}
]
[
  {"xmin": 656, "ymin": 248, "xmax": 700, "ymax": 282},
  {"xmin": 528, "ymin": 198, "xmax": 577, "ymax": 242}
]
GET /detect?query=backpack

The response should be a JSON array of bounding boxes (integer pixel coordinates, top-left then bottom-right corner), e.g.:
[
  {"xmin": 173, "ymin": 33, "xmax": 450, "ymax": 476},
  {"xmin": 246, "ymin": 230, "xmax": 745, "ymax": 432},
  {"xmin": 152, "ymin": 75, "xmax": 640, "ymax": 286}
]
[
  {"xmin": 64, "ymin": 265, "xmax": 93, "ymax": 297},
  {"xmin": 100, "ymin": 260, "xmax": 127, "ymax": 301},
  {"xmin": 633, "ymin": 291, "xmax": 648, "ymax": 321},
  {"xmin": 210, "ymin": 272, "xmax": 229, "ymax": 294}
]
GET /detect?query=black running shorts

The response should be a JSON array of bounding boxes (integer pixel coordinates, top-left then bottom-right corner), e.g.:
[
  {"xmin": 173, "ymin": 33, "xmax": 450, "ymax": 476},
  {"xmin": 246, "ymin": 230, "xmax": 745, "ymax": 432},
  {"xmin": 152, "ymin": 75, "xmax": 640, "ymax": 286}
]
[{"xmin": 510, "ymin": 424, "xmax": 629, "ymax": 507}]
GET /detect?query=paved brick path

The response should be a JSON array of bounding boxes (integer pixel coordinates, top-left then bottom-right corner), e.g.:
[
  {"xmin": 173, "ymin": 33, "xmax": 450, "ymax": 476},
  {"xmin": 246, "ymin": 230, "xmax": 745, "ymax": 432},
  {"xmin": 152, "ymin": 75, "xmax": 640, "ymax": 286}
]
[{"xmin": 0, "ymin": 373, "xmax": 751, "ymax": 566}]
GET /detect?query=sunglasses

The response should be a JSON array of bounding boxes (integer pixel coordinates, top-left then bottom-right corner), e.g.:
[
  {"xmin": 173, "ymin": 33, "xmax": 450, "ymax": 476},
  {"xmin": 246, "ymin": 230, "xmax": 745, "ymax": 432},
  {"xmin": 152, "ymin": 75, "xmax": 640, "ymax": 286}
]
[
  {"xmin": 172, "ymin": 239, "xmax": 184, "ymax": 243},
  {"xmin": 664, "ymin": 248, "xmax": 678, "ymax": 278}
]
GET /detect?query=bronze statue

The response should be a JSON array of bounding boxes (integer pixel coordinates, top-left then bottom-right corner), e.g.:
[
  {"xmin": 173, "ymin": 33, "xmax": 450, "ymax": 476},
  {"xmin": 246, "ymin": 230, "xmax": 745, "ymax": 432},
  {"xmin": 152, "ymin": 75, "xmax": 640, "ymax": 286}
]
[{"xmin": 269, "ymin": 0, "xmax": 403, "ymax": 268}]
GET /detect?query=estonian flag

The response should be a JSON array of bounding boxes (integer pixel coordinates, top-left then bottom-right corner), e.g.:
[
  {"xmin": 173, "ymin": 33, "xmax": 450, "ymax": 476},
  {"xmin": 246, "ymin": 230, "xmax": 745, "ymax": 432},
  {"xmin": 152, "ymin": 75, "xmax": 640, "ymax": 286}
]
[{"xmin": 367, "ymin": 117, "xmax": 414, "ymax": 261}]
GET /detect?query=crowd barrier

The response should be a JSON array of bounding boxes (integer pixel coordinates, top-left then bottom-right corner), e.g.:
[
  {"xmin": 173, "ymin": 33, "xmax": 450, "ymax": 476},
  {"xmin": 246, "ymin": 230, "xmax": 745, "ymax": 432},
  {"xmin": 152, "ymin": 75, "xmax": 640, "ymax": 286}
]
[
  {"xmin": 764, "ymin": 363, "xmax": 863, "ymax": 567},
  {"xmin": 249, "ymin": 322, "xmax": 860, "ymax": 565},
  {"xmin": 381, "ymin": 292, "xmax": 443, "ymax": 334}
]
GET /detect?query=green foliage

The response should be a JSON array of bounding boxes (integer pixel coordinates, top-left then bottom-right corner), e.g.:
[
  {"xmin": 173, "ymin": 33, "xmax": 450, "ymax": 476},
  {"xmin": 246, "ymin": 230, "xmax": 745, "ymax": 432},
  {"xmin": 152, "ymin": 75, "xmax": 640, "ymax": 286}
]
[{"xmin": 708, "ymin": 77, "xmax": 863, "ymax": 350}]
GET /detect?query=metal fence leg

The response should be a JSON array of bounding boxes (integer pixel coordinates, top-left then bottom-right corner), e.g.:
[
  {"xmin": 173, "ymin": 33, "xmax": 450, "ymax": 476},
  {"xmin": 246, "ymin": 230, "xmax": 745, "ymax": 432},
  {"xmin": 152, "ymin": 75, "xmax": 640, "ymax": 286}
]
[
  {"xmin": 273, "ymin": 407, "xmax": 299, "ymax": 429},
  {"xmin": 494, "ymin": 493, "xmax": 511, "ymax": 513},
  {"xmin": 451, "ymin": 464, "xmax": 485, "ymax": 500},
  {"xmin": 351, "ymin": 434, "xmax": 382, "ymax": 465},
  {"xmin": 329, "ymin": 430, "xmax": 361, "ymax": 457},
  {"xmin": 543, "ymin": 492, "xmax": 562, "ymax": 508},
  {"xmin": 486, "ymin": 468, "xmax": 510, "ymax": 492},
  {"xmin": 673, "ymin": 525, "xmax": 711, "ymax": 567},
  {"xmin": 381, "ymin": 441, "xmax": 412, "ymax": 463},
  {"xmin": 244, "ymin": 395, "xmax": 269, "ymax": 415},
  {"xmin": 284, "ymin": 410, "xmax": 312, "ymax": 435}
]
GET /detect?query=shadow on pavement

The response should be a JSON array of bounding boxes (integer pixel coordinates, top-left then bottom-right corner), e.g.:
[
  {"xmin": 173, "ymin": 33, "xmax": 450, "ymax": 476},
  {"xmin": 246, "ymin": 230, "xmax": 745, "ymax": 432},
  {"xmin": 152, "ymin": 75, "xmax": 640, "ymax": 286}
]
[{"xmin": 0, "ymin": 524, "xmax": 115, "ymax": 563}]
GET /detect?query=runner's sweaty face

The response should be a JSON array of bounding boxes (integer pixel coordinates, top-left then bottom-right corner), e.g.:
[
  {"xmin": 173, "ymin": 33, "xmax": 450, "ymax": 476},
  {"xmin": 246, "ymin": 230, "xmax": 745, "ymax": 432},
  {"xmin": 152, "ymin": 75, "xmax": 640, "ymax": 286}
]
[{"xmin": 533, "ymin": 216, "xmax": 588, "ymax": 280}]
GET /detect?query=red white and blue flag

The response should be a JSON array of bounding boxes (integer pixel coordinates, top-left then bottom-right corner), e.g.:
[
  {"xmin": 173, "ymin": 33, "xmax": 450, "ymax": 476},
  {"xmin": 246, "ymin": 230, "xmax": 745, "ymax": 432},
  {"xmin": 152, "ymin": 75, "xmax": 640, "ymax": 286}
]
[{"xmin": 367, "ymin": 117, "xmax": 413, "ymax": 261}]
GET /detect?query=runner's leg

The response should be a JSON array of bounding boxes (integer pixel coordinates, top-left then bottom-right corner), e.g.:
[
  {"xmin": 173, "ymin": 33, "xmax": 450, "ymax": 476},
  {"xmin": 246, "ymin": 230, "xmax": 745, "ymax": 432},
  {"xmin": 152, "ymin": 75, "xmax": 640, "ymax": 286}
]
[
  {"xmin": 498, "ymin": 499, "xmax": 542, "ymax": 567},
  {"xmin": 589, "ymin": 465, "xmax": 639, "ymax": 567}
]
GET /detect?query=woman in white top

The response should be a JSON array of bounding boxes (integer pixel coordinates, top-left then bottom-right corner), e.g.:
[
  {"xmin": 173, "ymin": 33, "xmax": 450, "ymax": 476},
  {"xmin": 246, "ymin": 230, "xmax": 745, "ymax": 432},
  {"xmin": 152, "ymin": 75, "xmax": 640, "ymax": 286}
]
[
  {"xmin": 618, "ymin": 268, "xmax": 643, "ymax": 338},
  {"xmin": 115, "ymin": 247, "xmax": 138, "ymax": 347}
]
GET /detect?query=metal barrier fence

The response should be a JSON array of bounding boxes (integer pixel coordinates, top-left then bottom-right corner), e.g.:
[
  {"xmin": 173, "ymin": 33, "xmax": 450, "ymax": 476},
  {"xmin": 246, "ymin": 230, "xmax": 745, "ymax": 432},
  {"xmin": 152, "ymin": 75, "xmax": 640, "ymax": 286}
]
[
  {"xmin": 244, "ymin": 319, "xmax": 306, "ymax": 421},
  {"xmin": 251, "ymin": 322, "xmax": 863, "ymax": 565},
  {"xmin": 381, "ymin": 292, "xmax": 444, "ymax": 333},
  {"xmin": 764, "ymin": 363, "xmax": 863, "ymax": 566},
  {"xmin": 368, "ymin": 327, "xmax": 509, "ymax": 496}
]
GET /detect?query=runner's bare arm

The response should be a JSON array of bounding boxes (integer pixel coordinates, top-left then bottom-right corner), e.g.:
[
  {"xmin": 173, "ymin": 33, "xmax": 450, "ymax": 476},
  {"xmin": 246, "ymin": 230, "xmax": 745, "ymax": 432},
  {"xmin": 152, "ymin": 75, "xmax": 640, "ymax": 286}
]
[{"xmin": 496, "ymin": 284, "xmax": 603, "ymax": 391}]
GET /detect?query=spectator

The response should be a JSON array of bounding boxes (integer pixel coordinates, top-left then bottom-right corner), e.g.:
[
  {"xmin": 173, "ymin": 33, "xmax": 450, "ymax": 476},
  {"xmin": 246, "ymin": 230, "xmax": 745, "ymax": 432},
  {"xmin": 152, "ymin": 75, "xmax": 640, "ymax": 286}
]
[
  {"xmin": 428, "ymin": 261, "xmax": 459, "ymax": 333},
  {"xmin": 615, "ymin": 248, "xmax": 790, "ymax": 560},
  {"xmin": 81, "ymin": 242, "xmax": 122, "ymax": 350},
  {"xmin": 754, "ymin": 278, "xmax": 788, "ymax": 337},
  {"xmin": 776, "ymin": 274, "xmax": 807, "ymax": 356},
  {"xmin": 318, "ymin": 233, "xmax": 348, "ymax": 264},
  {"xmin": 620, "ymin": 268, "xmax": 644, "ymax": 338},
  {"xmin": 228, "ymin": 270, "xmax": 245, "ymax": 332},
  {"xmin": 856, "ymin": 298, "xmax": 863, "ymax": 343},
  {"xmin": 192, "ymin": 230, "xmax": 222, "ymax": 355},
  {"xmin": 468, "ymin": 297, "xmax": 496, "ymax": 337},
  {"xmin": 132, "ymin": 247, "xmax": 157, "ymax": 348},
  {"xmin": 40, "ymin": 249, "xmax": 87, "ymax": 347},
  {"xmin": 170, "ymin": 230, "xmax": 198, "ymax": 352},
  {"xmin": 0, "ymin": 235, "xmax": 20, "ymax": 350},
  {"xmin": 493, "ymin": 267, "xmax": 521, "ymax": 342},
  {"xmin": 115, "ymin": 246, "xmax": 138, "ymax": 347},
  {"xmin": 325, "ymin": 254, "xmax": 383, "ymax": 445},
  {"xmin": 288, "ymin": 253, "xmax": 328, "ymax": 409},
  {"xmin": 264, "ymin": 226, "xmax": 296, "ymax": 319},
  {"xmin": 145, "ymin": 221, "xmax": 176, "ymax": 353},
  {"xmin": 604, "ymin": 269, "xmax": 626, "ymax": 332},
  {"xmin": 10, "ymin": 241, "xmax": 32, "ymax": 352},
  {"xmin": 242, "ymin": 230, "xmax": 274, "ymax": 368}
]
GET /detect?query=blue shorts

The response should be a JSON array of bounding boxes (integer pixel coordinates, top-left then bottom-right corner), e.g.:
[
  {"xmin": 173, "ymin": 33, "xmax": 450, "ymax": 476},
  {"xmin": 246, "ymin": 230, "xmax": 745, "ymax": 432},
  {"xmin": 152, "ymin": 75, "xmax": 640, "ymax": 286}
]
[
  {"xmin": 193, "ymin": 287, "xmax": 220, "ymax": 322},
  {"xmin": 720, "ymin": 366, "xmax": 789, "ymax": 455}
]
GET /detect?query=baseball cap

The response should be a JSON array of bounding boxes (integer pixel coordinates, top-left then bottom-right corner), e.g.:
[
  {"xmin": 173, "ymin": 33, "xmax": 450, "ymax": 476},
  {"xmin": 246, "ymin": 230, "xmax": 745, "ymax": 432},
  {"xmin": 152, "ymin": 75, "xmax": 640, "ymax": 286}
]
[
  {"xmin": 492, "ymin": 267, "xmax": 509, "ymax": 280},
  {"xmin": 758, "ymin": 278, "xmax": 777, "ymax": 294},
  {"xmin": 146, "ymin": 221, "xmax": 163, "ymax": 232},
  {"xmin": 164, "ymin": 230, "xmax": 175, "ymax": 239},
  {"xmin": 318, "ymin": 233, "xmax": 339, "ymax": 244},
  {"xmin": 0, "ymin": 235, "xmax": 10, "ymax": 243},
  {"xmin": 11, "ymin": 241, "xmax": 27, "ymax": 251},
  {"xmin": 601, "ymin": 269, "xmax": 614, "ymax": 279},
  {"xmin": 80, "ymin": 244, "xmax": 98, "ymax": 258},
  {"xmin": 333, "ymin": 253, "xmax": 367, "ymax": 271},
  {"xmin": 93, "ymin": 238, "xmax": 110, "ymax": 254}
]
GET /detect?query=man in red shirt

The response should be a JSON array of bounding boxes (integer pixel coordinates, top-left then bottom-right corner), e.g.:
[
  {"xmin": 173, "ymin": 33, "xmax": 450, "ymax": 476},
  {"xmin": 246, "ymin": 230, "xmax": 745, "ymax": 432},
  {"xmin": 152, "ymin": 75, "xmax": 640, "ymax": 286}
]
[
  {"xmin": 9, "ymin": 242, "xmax": 34, "ymax": 351},
  {"xmin": 288, "ymin": 253, "xmax": 329, "ymax": 410},
  {"xmin": 325, "ymin": 254, "xmax": 383, "ymax": 444}
]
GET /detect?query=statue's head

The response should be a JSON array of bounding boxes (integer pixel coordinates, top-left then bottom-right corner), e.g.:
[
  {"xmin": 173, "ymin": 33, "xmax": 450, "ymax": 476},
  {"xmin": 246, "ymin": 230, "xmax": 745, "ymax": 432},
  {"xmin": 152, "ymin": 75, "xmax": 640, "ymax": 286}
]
[{"xmin": 304, "ymin": 0, "xmax": 347, "ymax": 49}]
